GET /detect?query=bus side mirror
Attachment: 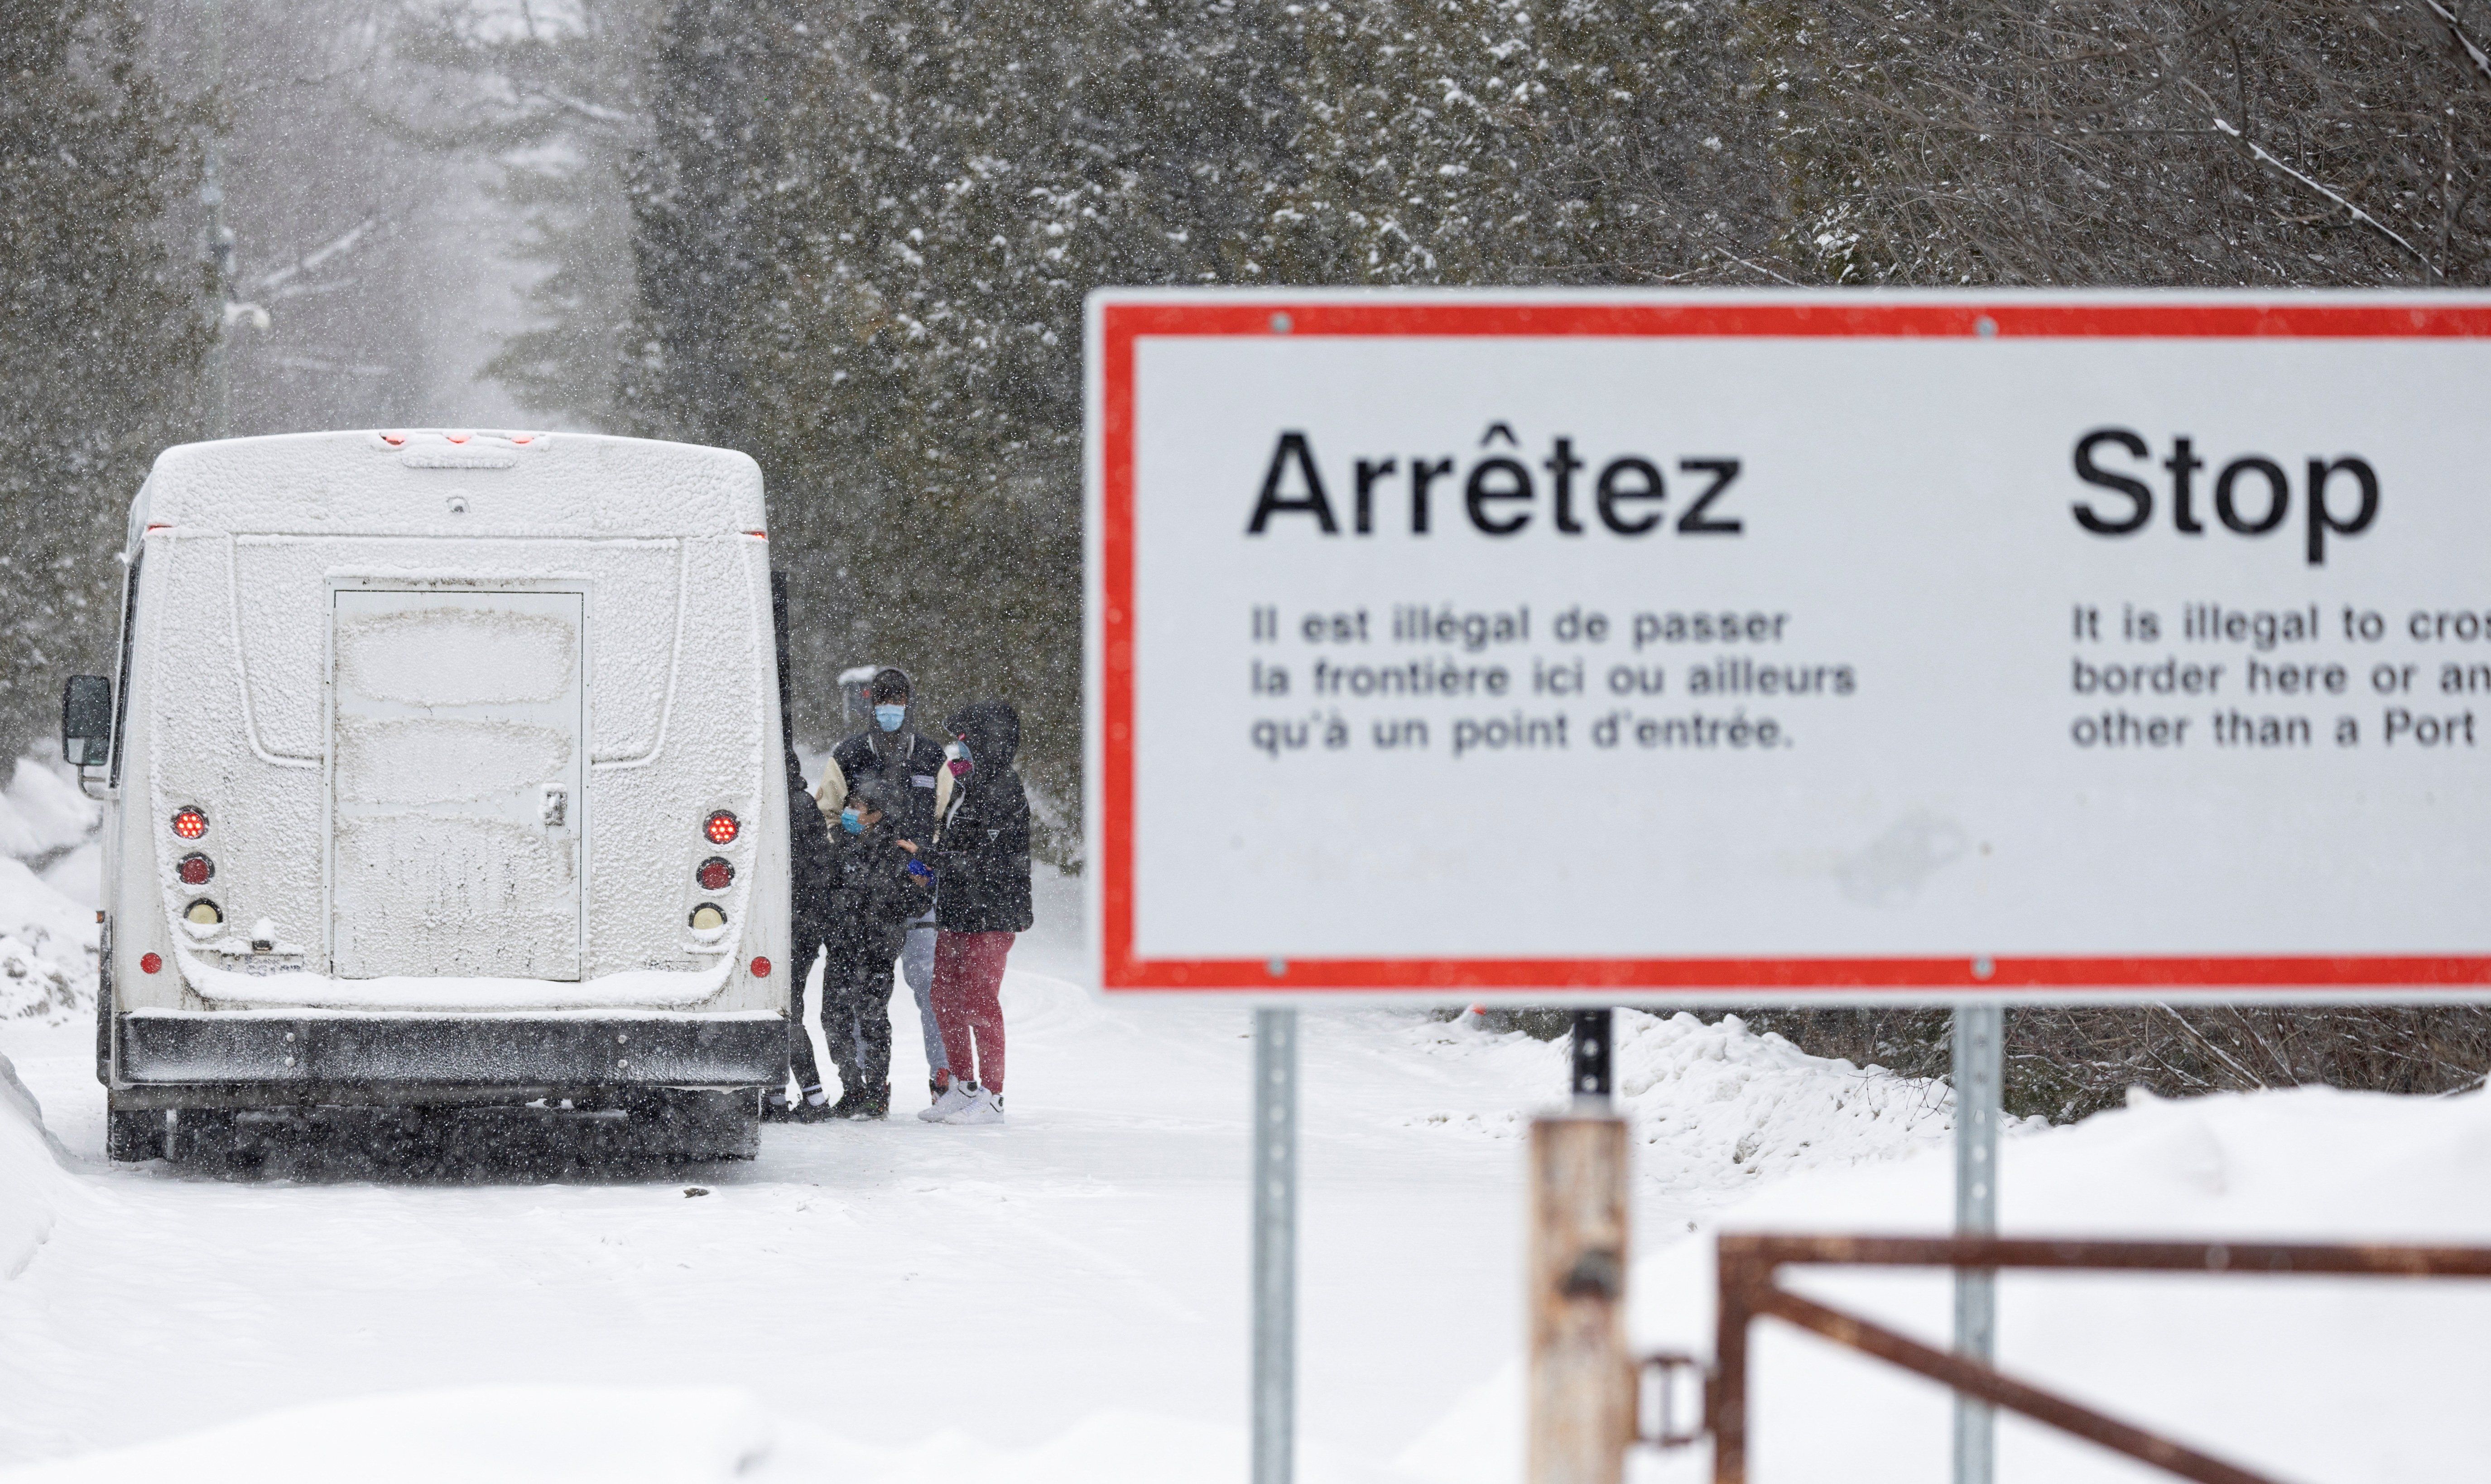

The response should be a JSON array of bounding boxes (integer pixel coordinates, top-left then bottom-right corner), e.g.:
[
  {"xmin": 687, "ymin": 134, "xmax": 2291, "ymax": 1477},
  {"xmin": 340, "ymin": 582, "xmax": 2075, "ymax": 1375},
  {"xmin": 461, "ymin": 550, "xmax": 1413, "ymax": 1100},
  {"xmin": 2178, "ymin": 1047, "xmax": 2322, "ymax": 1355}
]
[{"xmin": 61, "ymin": 675, "xmax": 113, "ymax": 768}]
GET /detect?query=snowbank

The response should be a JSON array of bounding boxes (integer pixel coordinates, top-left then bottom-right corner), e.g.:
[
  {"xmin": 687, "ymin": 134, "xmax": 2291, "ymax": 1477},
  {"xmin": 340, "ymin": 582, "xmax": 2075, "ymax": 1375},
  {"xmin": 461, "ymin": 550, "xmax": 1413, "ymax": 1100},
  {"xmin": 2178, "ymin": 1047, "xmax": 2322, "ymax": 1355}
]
[
  {"xmin": 0, "ymin": 860, "xmax": 98, "ymax": 1026},
  {"xmin": 0, "ymin": 1386, "xmax": 784, "ymax": 1484},
  {"xmin": 1404, "ymin": 1010, "xmax": 1970, "ymax": 1197},
  {"xmin": 1401, "ymin": 1083, "xmax": 2491, "ymax": 1484},
  {"xmin": 0, "ymin": 1391, "xmax": 1404, "ymax": 1484},
  {"xmin": 0, "ymin": 757, "xmax": 99, "ymax": 865},
  {"xmin": 0, "ymin": 757, "xmax": 102, "ymax": 1025},
  {"xmin": 0, "ymin": 1051, "xmax": 74, "ymax": 1281}
]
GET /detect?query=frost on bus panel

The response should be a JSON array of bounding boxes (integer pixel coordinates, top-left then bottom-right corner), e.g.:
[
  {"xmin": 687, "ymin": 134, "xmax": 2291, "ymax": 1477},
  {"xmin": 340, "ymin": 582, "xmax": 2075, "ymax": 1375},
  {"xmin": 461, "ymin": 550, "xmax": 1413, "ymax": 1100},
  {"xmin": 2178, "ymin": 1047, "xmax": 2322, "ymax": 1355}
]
[
  {"xmin": 335, "ymin": 604, "xmax": 578, "ymax": 708},
  {"xmin": 334, "ymin": 718, "xmax": 573, "ymax": 808}
]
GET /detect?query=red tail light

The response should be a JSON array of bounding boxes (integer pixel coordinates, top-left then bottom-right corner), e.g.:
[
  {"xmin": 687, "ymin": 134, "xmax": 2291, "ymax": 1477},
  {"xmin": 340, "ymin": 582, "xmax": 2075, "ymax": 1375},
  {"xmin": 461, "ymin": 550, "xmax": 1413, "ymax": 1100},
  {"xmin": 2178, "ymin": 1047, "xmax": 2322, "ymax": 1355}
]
[
  {"xmin": 749, "ymin": 956, "xmax": 772, "ymax": 979},
  {"xmin": 697, "ymin": 857, "xmax": 734, "ymax": 891},
  {"xmin": 705, "ymin": 811, "xmax": 740, "ymax": 845},
  {"xmin": 172, "ymin": 807, "xmax": 208, "ymax": 839},
  {"xmin": 177, "ymin": 853, "xmax": 214, "ymax": 886}
]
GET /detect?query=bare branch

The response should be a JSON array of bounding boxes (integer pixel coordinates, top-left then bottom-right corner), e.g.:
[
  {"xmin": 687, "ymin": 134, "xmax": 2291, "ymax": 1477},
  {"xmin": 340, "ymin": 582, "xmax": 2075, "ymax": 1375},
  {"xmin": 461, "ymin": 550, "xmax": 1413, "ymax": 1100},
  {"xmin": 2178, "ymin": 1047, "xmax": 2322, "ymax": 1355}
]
[
  {"xmin": 255, "ymin": 216, "xmax": 383, "ymax": 293},
  {"xmin": 2209, "ymin": 116, "xmax": 2441, "ymax": 277},
  {"xmin": 2424, "ymin": 0, "xmax": 2491, "ymax": 87}
]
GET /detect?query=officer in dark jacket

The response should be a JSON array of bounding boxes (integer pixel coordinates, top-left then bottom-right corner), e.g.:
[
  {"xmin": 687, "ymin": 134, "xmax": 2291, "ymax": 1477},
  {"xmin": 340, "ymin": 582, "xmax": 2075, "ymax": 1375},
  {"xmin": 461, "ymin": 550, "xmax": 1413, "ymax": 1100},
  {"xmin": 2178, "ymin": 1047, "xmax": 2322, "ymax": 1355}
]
[
  {"xmin": 919, "ymin": 701, "xmax": 1034, "ymax": 1125},
  {"xmin": 815, "ymin": 667, "xmax": 947, "ymax": 845},
  {"xmin": 798, "ymin": 776, "xmax": 934, "ymax": 1119},
  {"xmin": 811, "ymin": 665, "xmax": 953, "ymax": 1104}
]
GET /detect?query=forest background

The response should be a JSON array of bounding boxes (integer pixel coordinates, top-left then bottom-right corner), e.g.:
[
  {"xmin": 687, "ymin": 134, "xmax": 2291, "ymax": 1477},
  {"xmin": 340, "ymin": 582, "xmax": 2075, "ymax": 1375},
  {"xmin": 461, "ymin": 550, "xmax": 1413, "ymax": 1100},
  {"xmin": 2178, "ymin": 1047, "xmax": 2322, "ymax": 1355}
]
[{"xmin": 7, "ymin": 0, "xmax": 2491, "ymax": 1110}]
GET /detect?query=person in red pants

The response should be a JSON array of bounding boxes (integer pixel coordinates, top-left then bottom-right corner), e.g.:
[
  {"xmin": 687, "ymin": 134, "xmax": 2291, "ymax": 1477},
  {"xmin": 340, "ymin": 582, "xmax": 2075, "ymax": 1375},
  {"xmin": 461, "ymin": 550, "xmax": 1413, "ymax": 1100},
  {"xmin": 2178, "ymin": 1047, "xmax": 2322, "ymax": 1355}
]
[{"xmin": 919, "ymin": 701, "xmax": 1033, "ymax": 1125}]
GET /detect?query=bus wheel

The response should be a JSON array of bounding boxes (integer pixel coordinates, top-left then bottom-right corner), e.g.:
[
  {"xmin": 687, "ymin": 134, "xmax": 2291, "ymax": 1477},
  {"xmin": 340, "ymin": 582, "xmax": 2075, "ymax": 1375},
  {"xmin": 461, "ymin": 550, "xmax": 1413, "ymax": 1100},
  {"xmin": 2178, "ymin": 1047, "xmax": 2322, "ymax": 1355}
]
[
  {"xmin": 106, "ymin": 1109, "xmax": 166, "ymax": 1162},
  {"xmin": 166, "ymin": 1108, "xmax": 240, "ymax": 1165},
  {"xmin": 629, "ymin": 1089, "xmax": 759, "ymax": 1162}
]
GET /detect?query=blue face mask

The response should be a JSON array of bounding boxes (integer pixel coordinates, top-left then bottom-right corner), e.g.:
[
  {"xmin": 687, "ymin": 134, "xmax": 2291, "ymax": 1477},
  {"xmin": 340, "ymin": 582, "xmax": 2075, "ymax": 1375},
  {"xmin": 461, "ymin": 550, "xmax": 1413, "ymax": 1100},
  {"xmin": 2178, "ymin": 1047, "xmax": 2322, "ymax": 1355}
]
[
  {"xmin": 874, "ymin": 704, "xmax": 906, "ymax": 733},
  {"xmin": 839, "ymin": 807, "xmax": 863, "ymax": 834}
]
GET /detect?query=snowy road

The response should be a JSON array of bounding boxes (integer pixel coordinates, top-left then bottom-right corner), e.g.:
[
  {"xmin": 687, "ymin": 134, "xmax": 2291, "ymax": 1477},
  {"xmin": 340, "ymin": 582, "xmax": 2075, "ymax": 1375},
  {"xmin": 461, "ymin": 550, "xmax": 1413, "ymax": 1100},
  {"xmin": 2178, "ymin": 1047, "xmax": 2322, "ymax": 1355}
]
[
  {"xmin": 13, "ymin": 870, "xmax": 2482, "ymax": 1482},
  {"xmin": 0, "ymin": 874, "xmax": 1706, "ymax": 1476}
]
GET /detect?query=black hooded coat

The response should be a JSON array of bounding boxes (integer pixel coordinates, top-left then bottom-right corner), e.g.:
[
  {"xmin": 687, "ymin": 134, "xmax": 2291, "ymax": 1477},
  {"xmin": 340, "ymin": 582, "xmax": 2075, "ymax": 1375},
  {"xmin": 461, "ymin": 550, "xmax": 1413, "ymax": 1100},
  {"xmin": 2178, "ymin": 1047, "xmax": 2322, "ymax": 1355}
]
[
  {"xmin": 932, "ymin": 701, "xmax": 1034, "ymax": 934},
  {"xmin": 774, "ymin": 573, "xmax": 837, "ymax": 965}
]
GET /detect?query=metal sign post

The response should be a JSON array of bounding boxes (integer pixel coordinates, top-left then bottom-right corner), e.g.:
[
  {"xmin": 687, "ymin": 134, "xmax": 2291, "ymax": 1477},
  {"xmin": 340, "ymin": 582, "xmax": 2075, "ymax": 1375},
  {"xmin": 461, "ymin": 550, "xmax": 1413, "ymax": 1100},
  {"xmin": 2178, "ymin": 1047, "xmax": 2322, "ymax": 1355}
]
[
  {"xmin": 1569, "ymin": 1009, "xmax": 1614, "ymax": 1104},
  {"xmin": 1251, "ymin": 1007, "xmax": 1299, "ymax": 1484},
  {"xmin": 1952, "ymin": 1003, "xmax": 2003, "ymax": 1484}
]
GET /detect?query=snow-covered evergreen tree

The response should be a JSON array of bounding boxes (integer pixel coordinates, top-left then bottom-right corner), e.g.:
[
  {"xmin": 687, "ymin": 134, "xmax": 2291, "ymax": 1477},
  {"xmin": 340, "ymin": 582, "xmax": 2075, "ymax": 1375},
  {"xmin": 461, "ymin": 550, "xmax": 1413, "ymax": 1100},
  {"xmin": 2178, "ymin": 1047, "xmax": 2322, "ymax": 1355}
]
[
  {"xmin": 1744, "ymin": 0, "xmax": 2490, "ymax": 287},
  {"xmin": 601, "ymin": 0, "xmax": 2491, "ymax": 860},
  {"xmin": 0, "ymin": 0, "xmax": 207, "ymax": 758}
]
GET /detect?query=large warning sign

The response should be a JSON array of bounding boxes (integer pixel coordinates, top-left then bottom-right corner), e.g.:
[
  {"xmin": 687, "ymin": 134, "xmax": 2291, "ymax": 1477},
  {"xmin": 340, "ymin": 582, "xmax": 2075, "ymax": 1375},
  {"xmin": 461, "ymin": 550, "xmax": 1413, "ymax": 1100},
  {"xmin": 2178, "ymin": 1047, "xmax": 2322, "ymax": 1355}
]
[{"xmin": 1083, "ymin": 293, "xmax": 2491, "ymax": 999}]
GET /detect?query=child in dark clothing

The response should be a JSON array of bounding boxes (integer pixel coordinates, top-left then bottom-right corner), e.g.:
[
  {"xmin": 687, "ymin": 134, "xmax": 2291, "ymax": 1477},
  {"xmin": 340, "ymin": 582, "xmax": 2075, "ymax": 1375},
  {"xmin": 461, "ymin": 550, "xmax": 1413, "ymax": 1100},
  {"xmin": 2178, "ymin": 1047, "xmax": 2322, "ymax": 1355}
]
[{"xmin": 789, "ymin": 776, "xmax": 933, "ymax": 1120}]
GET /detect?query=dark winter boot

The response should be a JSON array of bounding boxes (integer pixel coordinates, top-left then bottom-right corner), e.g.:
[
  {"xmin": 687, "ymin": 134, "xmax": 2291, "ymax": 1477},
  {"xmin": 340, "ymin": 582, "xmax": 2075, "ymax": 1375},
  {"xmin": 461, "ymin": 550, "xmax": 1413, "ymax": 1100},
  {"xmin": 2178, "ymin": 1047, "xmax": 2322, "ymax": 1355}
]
[
  {"xmin": 786, "ymin": 1084, "xmax": 838, "ymax": 1123},
  {"xmin": 835, "ymin": 1082, "xmax": 891, "ymax": 1120}
]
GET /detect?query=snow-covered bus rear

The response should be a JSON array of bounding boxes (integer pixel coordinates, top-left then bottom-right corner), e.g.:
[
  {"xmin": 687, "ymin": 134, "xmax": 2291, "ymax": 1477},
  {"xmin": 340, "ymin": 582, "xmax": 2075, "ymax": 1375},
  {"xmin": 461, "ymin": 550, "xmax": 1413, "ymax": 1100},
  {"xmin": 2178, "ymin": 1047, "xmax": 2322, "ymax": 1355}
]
[{"xmin": 71, "ymin": 429, "xmax": 791, "ymax": 1161}]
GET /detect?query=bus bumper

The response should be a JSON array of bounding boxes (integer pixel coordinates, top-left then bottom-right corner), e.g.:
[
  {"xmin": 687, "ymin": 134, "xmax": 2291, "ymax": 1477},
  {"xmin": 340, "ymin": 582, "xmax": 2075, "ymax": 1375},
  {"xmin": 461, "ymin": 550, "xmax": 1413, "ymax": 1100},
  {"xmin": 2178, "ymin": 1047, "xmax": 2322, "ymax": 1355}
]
[{"xmin": 115, "ymin": 1010, "xmax": 783, "ymax": 1102}]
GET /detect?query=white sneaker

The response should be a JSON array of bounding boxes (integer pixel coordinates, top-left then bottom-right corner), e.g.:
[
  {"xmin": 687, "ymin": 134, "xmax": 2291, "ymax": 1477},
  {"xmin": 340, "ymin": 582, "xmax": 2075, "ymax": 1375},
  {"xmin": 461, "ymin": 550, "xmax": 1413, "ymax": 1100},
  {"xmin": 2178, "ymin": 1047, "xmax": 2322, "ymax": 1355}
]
[
  {"xmin": 917, "ymin": 1083, "xmax": 977, "ymax": 1122},
  {"xmin": 941, "ymin": 1087, "xmax": 1005, "ymax": 1125}
]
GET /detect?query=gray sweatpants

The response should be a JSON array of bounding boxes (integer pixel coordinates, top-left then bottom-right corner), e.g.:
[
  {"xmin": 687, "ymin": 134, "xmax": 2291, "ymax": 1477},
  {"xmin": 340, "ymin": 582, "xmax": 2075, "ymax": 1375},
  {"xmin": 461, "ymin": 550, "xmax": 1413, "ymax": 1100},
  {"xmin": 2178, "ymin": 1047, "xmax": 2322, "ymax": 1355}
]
[{"xmin": 901, "ymin": 914, "xmax": 947, "ymax": 1078}]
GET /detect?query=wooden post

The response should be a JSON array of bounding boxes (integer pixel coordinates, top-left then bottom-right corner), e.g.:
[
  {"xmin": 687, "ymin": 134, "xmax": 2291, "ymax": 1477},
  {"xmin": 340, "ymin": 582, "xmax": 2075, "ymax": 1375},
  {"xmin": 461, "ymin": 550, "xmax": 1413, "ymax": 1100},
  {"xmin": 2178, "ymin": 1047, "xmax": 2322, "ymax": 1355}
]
[
  {"xmin": 1709, "ymin": 1242, "xmax": 1762, "ymax": 1484},
  {"xmin": 1527, "ymin": 1114, "xmax": 1632, "ymax": 1484}
]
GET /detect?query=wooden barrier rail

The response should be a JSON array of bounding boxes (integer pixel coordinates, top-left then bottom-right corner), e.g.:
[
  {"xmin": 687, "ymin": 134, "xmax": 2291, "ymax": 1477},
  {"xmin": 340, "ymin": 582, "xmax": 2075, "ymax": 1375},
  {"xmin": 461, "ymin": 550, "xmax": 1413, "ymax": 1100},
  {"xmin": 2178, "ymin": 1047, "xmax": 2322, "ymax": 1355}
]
[{"xmin": 1642, "ymin": 1233, "xmax": 2491, "ymax": 1484}]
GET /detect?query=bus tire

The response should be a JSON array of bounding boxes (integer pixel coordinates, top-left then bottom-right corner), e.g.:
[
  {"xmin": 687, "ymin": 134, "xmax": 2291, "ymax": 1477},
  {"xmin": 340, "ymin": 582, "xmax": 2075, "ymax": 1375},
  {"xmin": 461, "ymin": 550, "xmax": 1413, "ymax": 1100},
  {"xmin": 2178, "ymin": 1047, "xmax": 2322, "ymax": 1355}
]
[
  {"xmin": 106, "ymin": 1108, "xmax": 166, "ymax": 1163},
  {"xmin": 630, "ymin": 1089, "xmax": 760, "ymax": 1162},
  {"xmin": 166, "ymin": 1108, "xmax": 239, "ymax": 1165}
]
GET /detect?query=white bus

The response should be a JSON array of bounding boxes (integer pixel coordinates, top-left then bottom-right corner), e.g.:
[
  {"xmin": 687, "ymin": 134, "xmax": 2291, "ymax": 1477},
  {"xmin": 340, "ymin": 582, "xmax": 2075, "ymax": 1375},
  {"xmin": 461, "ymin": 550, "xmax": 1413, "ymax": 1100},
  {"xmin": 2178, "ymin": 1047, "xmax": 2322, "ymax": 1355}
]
[{"xmin": 60, "ymin": 429, "xmax": 793, "ymax": 1162}]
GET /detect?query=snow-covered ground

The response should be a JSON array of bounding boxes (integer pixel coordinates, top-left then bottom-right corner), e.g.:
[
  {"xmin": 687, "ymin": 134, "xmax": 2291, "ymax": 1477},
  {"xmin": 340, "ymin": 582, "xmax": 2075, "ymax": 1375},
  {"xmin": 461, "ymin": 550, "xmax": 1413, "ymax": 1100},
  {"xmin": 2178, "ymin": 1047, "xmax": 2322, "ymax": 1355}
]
[
  {"xmin": 1614, "ymin": 1083, "xmax": 2491, "ymax": 1484},
  {"xmin": 1398, "ymin": 1076, "xmax": 2491, "ymax": 1484},
  {"xmin": 4, "ymin": 783, "xmax": 2486, "ymax": 1481}
]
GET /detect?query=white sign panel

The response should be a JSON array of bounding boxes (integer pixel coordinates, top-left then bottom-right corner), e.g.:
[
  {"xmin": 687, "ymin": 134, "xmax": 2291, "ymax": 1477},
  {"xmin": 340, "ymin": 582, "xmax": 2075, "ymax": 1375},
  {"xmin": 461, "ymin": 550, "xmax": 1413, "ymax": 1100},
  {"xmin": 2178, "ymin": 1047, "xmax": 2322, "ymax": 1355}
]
[{"xmin": 1084, "ymin": 293, "xmax": 2491, "ymax": 999}]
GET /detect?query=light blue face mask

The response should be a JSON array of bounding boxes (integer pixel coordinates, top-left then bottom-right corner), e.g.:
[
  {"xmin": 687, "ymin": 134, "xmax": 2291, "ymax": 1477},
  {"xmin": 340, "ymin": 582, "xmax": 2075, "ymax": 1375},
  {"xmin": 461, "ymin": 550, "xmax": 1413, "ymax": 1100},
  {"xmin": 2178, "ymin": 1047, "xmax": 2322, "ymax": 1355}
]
[
  {"xmin": 839, "ymin": 807, "xmax": 864, "ymax": 834},
  {"xmin": 874, "ymin": 703, "xmax": 906, "ymax": 732}
]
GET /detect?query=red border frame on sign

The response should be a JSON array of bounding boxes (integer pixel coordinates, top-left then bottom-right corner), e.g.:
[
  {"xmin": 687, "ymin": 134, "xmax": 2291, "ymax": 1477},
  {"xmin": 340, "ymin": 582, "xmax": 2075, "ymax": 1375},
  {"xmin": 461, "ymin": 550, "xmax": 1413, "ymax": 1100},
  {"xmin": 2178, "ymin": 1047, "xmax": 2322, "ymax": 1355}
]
[{"xmin": 1094, "ymin": 297, "xmax": 2491, "ymax": 994}]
